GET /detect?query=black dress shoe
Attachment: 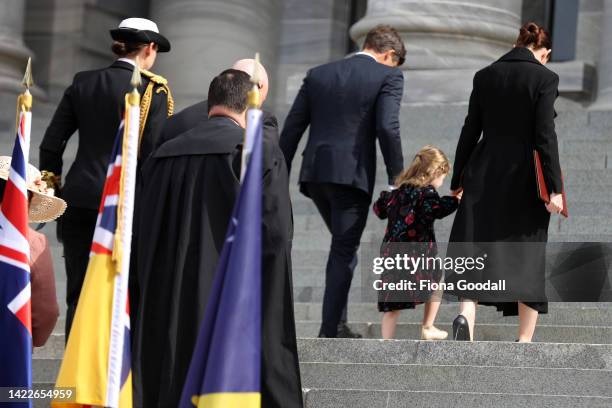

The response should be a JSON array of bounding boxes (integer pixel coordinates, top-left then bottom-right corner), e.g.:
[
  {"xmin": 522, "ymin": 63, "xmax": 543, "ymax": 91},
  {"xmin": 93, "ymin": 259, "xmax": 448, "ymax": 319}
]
[
  {"xmin": 336, "ymin": 323, "xmax": 362, "ymax": 338},
  {"xmin": 452, "ymin": 315, "xmax": 470, "ymax": 341}
]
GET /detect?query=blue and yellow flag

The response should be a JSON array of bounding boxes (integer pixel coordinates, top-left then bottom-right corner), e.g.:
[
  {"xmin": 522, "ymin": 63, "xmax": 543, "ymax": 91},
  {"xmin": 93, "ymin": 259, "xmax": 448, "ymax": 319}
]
[{"xmin": 179, "ymin": 106, "xmax": 263, "ymax": 408}]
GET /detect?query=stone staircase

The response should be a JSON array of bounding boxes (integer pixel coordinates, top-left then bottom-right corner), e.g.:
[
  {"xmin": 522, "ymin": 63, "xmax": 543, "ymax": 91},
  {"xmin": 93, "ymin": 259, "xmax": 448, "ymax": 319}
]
[{"xmin": 28, "ymin": 102, "xmax": 612, "ymax": 407}]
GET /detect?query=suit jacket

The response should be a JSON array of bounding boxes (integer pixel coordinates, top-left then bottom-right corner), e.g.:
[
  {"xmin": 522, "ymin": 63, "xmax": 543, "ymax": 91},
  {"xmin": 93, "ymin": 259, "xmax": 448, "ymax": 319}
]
[
  {"xmin": 39, "ymin": 60, "xmax": 169, "ymax": 209},
  {"xmin": 449, "ymin": 46, "xmax": 562, "ymax": 243},
  {"xmin": 133, "ymin": 116, "xmax": 302, "ymax": 408},
  {"xmin": 280, "ymin": 54, "xmax": 405, "ymax": 197}
]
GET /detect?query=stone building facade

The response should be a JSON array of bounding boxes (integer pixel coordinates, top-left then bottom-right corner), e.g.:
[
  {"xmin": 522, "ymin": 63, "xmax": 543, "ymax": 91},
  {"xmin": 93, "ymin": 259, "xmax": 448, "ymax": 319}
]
[{"xmin": 0, "ymin": 0, "xmax": 609, "ymax": 126}]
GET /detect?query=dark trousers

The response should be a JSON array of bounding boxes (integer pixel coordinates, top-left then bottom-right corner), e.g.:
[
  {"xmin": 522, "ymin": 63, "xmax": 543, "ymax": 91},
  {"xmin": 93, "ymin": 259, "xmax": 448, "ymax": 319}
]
[
  {"xmin": 60, "ymin": 206, "xmax": 98, "ymax": 340},
  {"xmin": 304, "ymin": 183, "xmax": 370, "ymax": 337}
]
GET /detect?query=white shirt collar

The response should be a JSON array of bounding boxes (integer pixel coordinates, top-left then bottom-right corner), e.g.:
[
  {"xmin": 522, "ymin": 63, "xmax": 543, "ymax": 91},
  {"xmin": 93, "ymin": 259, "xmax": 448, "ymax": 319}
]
[
  {"xmin": 117, "ymin": 58, "xmax": 137, "ymax": 67},
  {"xmin": 355, "ymin": 51, "xmax": 377, "ymax": 62}
]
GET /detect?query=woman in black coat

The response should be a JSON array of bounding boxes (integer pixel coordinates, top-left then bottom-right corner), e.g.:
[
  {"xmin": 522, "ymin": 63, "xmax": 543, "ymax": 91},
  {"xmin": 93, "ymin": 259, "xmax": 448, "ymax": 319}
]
[{"xmin": 448, "ymin": 22, "xmax": 564, "ymax": 342}]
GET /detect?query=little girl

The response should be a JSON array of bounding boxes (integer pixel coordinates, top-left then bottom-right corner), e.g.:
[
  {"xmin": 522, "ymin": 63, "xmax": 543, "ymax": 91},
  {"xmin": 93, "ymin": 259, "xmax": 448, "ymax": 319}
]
[{"xmin": 373, "ymin": 145, "xmax": 461, "ymax": 340}]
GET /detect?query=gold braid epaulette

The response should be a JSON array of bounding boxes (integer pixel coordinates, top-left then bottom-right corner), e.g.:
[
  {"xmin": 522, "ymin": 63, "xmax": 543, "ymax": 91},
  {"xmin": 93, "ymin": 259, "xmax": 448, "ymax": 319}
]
[{"xmin": 138, "ymin": 69, "xmax": 174, "ymax": 152}]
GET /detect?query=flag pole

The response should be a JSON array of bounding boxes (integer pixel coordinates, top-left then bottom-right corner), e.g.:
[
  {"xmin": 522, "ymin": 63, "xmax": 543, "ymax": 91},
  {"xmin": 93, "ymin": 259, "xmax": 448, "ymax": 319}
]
[
  {"xmin": 112, "ymin": 66, "xmax": 141, "ymax": 270},
  {"xmin": 240, "ymin": 52, "xmax": 262, "ymax": 182}
]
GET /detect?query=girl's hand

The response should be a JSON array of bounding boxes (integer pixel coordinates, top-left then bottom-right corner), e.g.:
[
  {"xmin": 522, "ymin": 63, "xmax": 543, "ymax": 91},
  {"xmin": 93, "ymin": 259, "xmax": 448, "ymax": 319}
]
[
  {"xmin": 451, "ymin": 188, "xmax": 463, "ymax": 200},
  {"xmin": 545, "ymin": 193, "xmax": 564, "ymax": 214}
]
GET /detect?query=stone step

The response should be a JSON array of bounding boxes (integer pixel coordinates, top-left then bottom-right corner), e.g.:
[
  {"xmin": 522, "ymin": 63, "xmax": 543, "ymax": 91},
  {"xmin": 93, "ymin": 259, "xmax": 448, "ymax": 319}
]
[
  {"xmin": 290, "ymin": 213, "xmax": 612, "ymax": 235},
  {"xmin": 39, "ymin": 303, "xmax": 612, "ymax": 359},
  {"xmin": 34, "ymin": 337, "xmax": 612, "ymax": 387},
  {"xmin": 302, "ymin": 389, "xmax": 612, "ymax": 408},
  {"xmin": 300, "ymin": 362, "xmax": 612, "ymax": 396},
  {"xmin": 293, "ymin": 283, "xmax": 612, "ymax": 303},
  {"xmin": 34, "ymin": 333, "xmax": 64, "ymax": 360},
  {"xmin": 31, "ymin": 358, "xmax": 61, "ymax": 383},
  {"xmin": 295, "ymin": 321, "xmax": 612, "ymax": 344},
  {"xmin": 297, "ymin": 338, "xmax": 612, "ymax": 369},
  {"xmin": 294, "ymin": 303, "xmax": 612, "ymax": 326}
]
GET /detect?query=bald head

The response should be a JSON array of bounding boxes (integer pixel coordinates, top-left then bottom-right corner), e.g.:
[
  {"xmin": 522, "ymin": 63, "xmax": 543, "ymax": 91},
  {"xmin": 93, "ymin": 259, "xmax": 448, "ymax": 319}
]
[{"xmin": 232, "ymin": 58, "xmax": 269, "ymax": 103}]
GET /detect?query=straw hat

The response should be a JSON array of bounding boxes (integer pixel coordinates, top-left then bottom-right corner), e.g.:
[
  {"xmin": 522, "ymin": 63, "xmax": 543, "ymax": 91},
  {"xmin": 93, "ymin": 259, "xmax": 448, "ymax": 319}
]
[{"xmin": 0, "ymin": 156, "xmax": 67, "ymax": 223}]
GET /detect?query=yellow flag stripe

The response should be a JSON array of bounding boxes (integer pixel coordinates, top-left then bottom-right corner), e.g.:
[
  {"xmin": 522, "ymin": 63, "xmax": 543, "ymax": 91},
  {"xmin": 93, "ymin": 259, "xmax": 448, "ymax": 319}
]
[
  {"xmin": 191, "ymin": 392, "xmax": 261, "ymax": 408},
  {"xmin": 52, "ymin": 254, "xmax": 115, "ymax": 407}
]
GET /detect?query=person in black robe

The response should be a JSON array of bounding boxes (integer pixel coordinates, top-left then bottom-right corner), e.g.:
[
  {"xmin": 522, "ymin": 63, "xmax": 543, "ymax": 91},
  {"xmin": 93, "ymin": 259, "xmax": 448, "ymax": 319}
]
[
  {"xmin": 447, "ymin": 23, "xmax": 564, "ymax": 342},
  {"xmin": 132, "ymin": 69, "xmax": 303, "ymax": 408}
]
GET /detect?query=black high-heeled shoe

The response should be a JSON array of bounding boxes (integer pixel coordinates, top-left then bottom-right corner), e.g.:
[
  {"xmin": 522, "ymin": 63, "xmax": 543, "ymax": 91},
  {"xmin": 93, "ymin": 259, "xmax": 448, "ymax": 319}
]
[{"xmin": 452, "ymin": 314, "xmax": 470, "ymax": 341}]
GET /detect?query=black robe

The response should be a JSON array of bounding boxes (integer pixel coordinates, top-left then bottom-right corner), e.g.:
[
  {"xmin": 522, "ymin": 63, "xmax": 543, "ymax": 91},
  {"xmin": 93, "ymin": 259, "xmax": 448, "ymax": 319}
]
[
  {"xmin": 447, "ymin": 47, "xmax": 563, "ymax": 315},
  {"xmin": 132, "ymin": 115, "xmax": 303, "ymax": 408}
]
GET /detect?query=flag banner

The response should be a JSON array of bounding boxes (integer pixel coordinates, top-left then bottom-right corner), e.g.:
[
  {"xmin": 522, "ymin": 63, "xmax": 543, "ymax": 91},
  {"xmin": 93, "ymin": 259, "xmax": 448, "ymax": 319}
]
[
  {"xmin": 53, "ymin": 97, "xmax": 139, "ymax": 408},
  {"xmin": 179, "ymin": 108, "xmax": 263, "ymax": 408},
  {"xmin": 0, "ymin": 111, "xmax": 32, "ymax": 407}
]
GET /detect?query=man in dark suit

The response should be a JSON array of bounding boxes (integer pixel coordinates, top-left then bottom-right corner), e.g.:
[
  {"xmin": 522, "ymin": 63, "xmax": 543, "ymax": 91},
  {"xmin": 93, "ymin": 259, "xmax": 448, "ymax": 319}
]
[
  {"xmin": 133, "ymin": 69, "xmax": 302, "ymax": 408},
  {"xmin": 280, "ymin": 25, "xmax": 406, "ymax": 338},
  {"xmin": 39, "ymin": 18, "xmax": 173, "ymax": 339}
]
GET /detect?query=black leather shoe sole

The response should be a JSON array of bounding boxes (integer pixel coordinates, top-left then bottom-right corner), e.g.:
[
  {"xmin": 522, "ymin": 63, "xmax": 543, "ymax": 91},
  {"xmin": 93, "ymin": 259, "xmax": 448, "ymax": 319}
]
[{"xmin": 452, "ymin": 315, "xmax": 470, "ymax": 341}]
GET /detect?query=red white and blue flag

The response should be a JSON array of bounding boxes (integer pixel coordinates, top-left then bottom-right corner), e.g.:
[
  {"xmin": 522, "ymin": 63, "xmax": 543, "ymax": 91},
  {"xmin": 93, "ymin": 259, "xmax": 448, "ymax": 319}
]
[{"xmin": 0, "ymin": 110, "xmax": 32, "ymax": 403}]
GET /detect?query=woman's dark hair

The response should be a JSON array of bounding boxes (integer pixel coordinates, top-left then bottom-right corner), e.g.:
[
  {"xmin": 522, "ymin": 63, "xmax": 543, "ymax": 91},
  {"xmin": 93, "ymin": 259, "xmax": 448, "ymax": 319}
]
[
  {"xmin": 515, "ymin": 22, "xmax": 552, "ymax": 50},
  {"xmin": 111, "ymin": 41, "xmax": 148, "ymax": 57},
  {"xmin": 363, "ymin": 25, "xmax": 406, "ymax": 66}
]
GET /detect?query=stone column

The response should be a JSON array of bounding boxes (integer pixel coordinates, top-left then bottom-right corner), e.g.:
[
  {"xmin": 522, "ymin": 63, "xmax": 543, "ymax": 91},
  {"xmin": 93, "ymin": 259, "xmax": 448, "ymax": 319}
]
[
  {"xmin": 349, "ymin": 0, "xmax": 522, "ymax": 104},
  {"xmin": 593, "ymin": 0, "xmax": 612, "ymax": 109},
  {"xmin": 575, "ymin": 0, "xmax": 603, "ymax": 66},
  {"xmin": 275, "ymin": 0, "xmax": 352, "ymax": 110},
  {"xmin": 0, "ymin": 0, "xmax": 32, "ymax": 128},
  {"xmin": 149, "ymin": 0, "xmax": 283, "ymax": 110}
]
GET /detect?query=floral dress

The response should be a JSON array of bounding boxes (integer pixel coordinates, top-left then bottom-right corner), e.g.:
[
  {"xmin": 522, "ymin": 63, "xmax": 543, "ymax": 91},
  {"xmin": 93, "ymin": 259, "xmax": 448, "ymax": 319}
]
[{"xmin": 373, "ymin": 184, "xmax": 458, "ymax": 312}]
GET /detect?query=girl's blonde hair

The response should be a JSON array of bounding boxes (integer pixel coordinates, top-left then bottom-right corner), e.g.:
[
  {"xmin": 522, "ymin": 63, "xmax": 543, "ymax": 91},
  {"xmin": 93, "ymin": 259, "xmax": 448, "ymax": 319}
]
[{"xmin": 394, "ymin": 145, "xmax": 450, "ymax": 188}]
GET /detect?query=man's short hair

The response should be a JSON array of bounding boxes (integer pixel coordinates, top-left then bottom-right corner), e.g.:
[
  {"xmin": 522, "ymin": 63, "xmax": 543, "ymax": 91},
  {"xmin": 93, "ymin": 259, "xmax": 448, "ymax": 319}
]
[
  {"xmin": 363, "ymin": 25, "xmax": 406, "ymax": 66},
  {"xmin": 208, "ymin": 69, "xmax": 252, "ymax": 113}
]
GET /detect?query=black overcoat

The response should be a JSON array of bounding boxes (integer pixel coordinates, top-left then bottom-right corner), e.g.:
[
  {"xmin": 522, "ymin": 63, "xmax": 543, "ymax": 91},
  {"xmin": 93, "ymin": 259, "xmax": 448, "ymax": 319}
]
[
  {"xmin": 448, "ymin": 47, "xmax": 563, "ymax": 315},
  {"xmin": 132, "ymin": 115, "xmax": 302, "ymax": 408}
]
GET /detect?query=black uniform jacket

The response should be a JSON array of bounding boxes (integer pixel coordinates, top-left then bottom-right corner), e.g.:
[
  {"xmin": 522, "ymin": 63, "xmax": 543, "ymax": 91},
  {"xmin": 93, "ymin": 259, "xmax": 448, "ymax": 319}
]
[
  {"xmin": 280, "ymin": 54, "xmax": 405, "ymax": 197},
  {"xmin": 39, "ymin": 60, "xmax": 169, "ymax": 209},
  {"xmin": 132, "ymin": 115, "xmax": 302, "ymax": 408}
]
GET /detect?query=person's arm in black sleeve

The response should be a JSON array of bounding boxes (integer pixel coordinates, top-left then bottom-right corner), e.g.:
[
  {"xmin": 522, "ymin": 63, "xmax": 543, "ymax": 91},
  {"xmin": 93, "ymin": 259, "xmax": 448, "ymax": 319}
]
[
  {"xmin": 534, "ymin": 73, "xmax": 562, "ymax": 193},
  {"xmin": 139, "ymin": 87, "xmax": 169, "ymax": 161},
  {"xmin": 451, "ymin": 72, "xmax": 483, "ymax": 191},
  {"xmin": 279, "ymin": 73, "xmax": 311, "ymax": 174},
  {"xmin": 376, "ymin": 69, "xmax": 405, "ymax": 185},
  {"xmin": 39, "ymin": 83, "xmax": 78, "ymax": 178},
  {"xmin": 421, "ymin": 187, "xmax": 459, "ymax": 222}
]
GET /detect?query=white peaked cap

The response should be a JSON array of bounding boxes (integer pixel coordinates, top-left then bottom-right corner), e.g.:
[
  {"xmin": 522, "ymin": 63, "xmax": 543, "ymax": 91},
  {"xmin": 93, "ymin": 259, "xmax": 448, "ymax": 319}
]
[
  {"xmin": 118, "ymin": 18, "xmax": 160, "ymax": 33},
  {"xmin": 110, "ymin": 17, "xmax": 171, "ymax": 52}
]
